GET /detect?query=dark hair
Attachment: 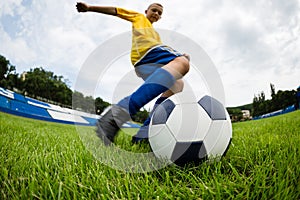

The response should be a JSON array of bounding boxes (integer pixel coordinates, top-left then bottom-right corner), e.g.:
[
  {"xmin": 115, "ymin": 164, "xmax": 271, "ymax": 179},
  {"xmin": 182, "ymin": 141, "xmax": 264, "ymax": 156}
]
[{"xmin": 148, "ymin": 3, "xmax": 163, "ymax": 9}]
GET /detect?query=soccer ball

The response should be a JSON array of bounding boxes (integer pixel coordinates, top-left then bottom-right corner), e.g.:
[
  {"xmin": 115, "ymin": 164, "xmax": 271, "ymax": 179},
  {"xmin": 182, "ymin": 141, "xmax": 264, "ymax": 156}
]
[{"xmin": 149, "ymin": 94, "xmax": 232, "ymax": 166}]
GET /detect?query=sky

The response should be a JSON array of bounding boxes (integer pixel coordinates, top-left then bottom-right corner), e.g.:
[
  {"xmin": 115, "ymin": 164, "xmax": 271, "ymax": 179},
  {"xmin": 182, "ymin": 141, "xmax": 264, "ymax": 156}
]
[{"xmin": 0, "ymin": 0, "xmax": 300, "ymax": 107}]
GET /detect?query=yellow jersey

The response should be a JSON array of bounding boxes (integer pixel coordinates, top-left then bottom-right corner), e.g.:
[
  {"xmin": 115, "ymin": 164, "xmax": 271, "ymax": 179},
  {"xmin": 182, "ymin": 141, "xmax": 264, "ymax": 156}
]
[{"xmin": 116, "ymin": 7, "xmax": 163, "ymax": 65}]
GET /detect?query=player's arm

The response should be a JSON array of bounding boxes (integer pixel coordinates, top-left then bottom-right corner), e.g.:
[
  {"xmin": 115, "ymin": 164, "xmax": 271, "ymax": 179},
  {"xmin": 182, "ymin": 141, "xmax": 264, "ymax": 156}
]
[{"xmin": 76, "ymin": 2, "xmax": 117, "ymax": 16}]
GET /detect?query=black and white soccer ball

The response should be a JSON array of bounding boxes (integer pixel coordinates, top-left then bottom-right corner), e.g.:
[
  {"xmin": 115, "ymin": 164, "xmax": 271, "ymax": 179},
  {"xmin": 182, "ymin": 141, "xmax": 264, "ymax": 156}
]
[{"xmin": 149, "ymin": 94, "xmax": 232, "ymax": 166}]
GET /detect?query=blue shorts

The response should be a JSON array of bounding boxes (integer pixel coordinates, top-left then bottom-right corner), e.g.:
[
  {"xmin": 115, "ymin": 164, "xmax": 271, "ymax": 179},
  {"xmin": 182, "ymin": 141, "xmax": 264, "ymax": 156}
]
[{"xmin": 134, "ymin": 45, "xmax": 183, "ymax": 80}]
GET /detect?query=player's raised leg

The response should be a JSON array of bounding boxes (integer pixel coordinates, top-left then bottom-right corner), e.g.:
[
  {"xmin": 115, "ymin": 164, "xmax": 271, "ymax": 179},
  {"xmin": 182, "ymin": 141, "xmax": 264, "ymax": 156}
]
[
  {"xmin": 96, "ymin": 56, "xmax": 189, "ymax": 145},
  {"xmin": 132, "ymin": 79, "xmax": 185, "ymax": 143}
]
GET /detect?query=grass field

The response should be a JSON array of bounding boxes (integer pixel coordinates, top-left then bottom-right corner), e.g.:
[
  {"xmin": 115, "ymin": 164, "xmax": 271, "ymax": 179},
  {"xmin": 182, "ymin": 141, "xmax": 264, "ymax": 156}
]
[{"xmin": 0, "ymin": 110, "xmax": 300, "ymax": 199}]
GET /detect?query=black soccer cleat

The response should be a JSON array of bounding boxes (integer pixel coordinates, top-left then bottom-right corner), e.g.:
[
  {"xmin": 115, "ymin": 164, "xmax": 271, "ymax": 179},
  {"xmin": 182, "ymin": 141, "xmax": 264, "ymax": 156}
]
[
  {"xmin": 132, "ymin": 125, "xmax": 150, "ymax": 144},
  {"xmin": 96, "ymin": 105, "xmax": 130, "ymax": 146}
]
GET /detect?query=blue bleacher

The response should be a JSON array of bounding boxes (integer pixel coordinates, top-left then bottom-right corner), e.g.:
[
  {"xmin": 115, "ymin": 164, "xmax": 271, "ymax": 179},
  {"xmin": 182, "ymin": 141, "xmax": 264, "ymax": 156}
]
[
  {"xmin": 82, "ymin": 116, "xmax": 98, "ymax": 126},
  {"xmin": 10, "ymin": 100, "xmax": 51, "ymax": 118},
  {"xmin": 25, "ymin": 97, "xmax": 51, "ymax": 108},
  {"xmin": 0, "ymin": 87, "xmax": 139, "ymax": 127},
  {"xmin": 0, "ymin": 95, "xmax": 10, "ymax": 109},
  {"xmin": 13, "ymin": 93, "xmax": 27, "ymax": 103}
]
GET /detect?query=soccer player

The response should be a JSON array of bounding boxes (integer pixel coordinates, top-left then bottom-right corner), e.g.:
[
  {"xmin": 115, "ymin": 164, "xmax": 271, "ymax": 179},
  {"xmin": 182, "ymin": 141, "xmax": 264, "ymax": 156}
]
[{"xmin": 76, "ymin": 2, "xmax": 190, "ymax": 145}]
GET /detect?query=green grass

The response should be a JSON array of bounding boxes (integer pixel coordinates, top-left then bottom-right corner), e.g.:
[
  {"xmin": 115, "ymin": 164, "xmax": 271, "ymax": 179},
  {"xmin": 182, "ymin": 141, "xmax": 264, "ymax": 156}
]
[{"xmin": 0, "ymin": 111, "xmax": 300, "ymax": 199}]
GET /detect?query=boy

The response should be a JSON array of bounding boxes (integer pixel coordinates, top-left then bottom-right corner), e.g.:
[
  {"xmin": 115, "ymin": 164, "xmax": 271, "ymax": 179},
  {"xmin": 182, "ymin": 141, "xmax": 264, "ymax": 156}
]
[{"xmin": 76, "ymin": 2, "xmax": 190, "ymax": 145}]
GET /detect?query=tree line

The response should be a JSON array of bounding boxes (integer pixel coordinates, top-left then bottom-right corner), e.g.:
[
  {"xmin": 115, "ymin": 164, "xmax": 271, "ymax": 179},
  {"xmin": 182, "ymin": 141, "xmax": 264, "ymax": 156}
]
[
  {"xmin": 225, "ymin": 84, "xmax": 298, "ymax": 121},
  {"xmin": 252, "ymin": 83, "xmax": 298, "ymax": 117},
  {"xmin": 227, "ymin": 83, "xmax": 300, "ymax": 121},
  {"xmin": 0, "ymin": 54, "xmax": 148, "ymax": 123},
  {"xmin": 3, "ymin": 54, "xmax": 297, "ymax": 122}
]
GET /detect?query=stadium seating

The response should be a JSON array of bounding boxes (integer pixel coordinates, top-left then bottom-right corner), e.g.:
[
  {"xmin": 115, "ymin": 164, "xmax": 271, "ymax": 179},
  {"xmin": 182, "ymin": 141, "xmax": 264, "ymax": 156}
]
[{"xmin": 0, "ymin": 87, "xmax": 139, "ymax": 127}]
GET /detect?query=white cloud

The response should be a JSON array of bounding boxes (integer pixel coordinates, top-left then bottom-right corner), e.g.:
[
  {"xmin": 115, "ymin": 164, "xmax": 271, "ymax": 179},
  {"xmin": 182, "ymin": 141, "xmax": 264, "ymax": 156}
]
[
  {"xmin": 0, "ymin": 0, "xmax": 23, "ymax": 16},
  {"xmin": 0, "ymin": 0, "xmax": 299, "ymax": 107},
  {"xmin": 0, "ymin": 24, "xmax": 37, "ymax": 65}
]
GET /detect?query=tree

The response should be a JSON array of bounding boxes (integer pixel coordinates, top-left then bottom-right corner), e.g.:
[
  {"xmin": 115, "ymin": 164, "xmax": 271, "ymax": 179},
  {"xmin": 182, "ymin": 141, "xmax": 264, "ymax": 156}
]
[
  {"xmin": 72, "ymin": 91, "xmax": 85, "ymax": 110},
  {"xmin": 275, "ymin": 90, "xmax": 296, "ymax": 109},
  {"xmin": 23, "ymin": 68, "xmax": 48, "ymax": 97},
  {"xmin": 72, "ymin": 92, "xmax": 111, "ymax": 114},
  {"xmin": 0, "ymin": 54, "xmax": 113, "ymax": 113},
  {"xmin": 132, "ymin": 109, "xmax": 149, "ymax": 123},
  {"xmin": 5, "ymin": 73, "xmax": 22, "ymax": 90},
  {"xmin": 270, "ymin": 83, "xmax": 276, "ymax": 98},
  {"xmin": 252, "ymin": 91, "xmax": 267, "ymax": 117},
  {"xmin": 253, "ymin": 84, "xmax": 298, "ymax": 117},
  {"xmin": 53, "ymin": 81, "xmax": 72, "ymax": 106},
  {"xmin": 227, "ymin": 108, "xmax": 243, "ymax": 122},
  {"xmin": 0, "ymin": 55, "xmax": 17, "ymax": 89},
  {"xmin": 95, "ymin": 97, "xmax": 110, "ymax": 115},
  {"xmin": 0, "ymin": 55, "xmax": 10, "ymax": 81},
  {"xmin": 83, "ymin": 96, "xmax": 96, "ymax": 113},
  {"xmin": 23, "ymin": 67, "xmax": 72, "ymax": 105}
]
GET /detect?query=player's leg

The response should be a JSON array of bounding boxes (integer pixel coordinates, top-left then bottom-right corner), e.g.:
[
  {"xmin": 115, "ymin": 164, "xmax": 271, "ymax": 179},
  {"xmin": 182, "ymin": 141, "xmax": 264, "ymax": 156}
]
[
  {"xmin": 118, "ymin": 56, "xmax": 189, "ymax": 115},
  {"xmin": 96, "ymin": 105, "xmax": 130, "ymax": 145},
  {"xmin": 161, "ymin": 79, "xmax": 185, "ymax": 97},
  {"xmin": 96, "ymin": 67, "xmax": 175, "ymax": 145},
  {"xmin": 132, "ymin": 79, "xmax": 184, "ymax": 143},
  {"xmin": 96, "ymin": 56, "xmax": 189, "ymax": 145},
  {"xmin": 162, "ymin": 56, "xmax": 190, "ymax": 79}
]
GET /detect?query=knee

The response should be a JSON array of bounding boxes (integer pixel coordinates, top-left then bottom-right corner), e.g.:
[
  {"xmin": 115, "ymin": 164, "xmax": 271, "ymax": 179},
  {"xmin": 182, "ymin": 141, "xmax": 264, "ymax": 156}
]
[
  {"xmin": 178, "ymin": 56, "xmax": 190, "ymax": 75},
  {"xmin": 175, "ymin": 79, "xmax": 184, "ymax": 93},
  {"xmin": 161, "ymin": 79, "xmax": 184, "ymax": 97},
  {"xmin": 172, "ymin": 79, "xmax": 184, "ymax": 94},
  {"xmin": 163, "ymin": 56, "xmax": 190, "ymax": 78}
]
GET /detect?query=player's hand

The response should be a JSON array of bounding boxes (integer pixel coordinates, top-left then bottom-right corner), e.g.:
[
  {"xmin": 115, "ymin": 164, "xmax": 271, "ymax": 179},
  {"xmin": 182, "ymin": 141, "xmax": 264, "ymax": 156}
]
[
  {"xmin": 183, "ymin": 53, "xmax": 190, "ymax": 61},
  {"xmin": 76, "ymin": 2, "xmax": 89, "ymax": 12}
]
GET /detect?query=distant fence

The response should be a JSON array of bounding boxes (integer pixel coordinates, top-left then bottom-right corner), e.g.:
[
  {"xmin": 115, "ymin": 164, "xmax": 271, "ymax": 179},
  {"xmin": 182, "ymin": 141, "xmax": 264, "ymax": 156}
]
[
  {"xmin": 253, "ymin": 105, "xmax": 296, "ymax": 120},
  {"xmin": 0, "ymin": 87, "xmax": 140, "ymax": 128}
]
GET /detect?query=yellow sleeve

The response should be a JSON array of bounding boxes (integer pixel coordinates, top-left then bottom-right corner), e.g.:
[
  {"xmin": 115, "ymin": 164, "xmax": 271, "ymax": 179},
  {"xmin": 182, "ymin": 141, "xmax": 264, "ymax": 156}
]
[{"xmin": 116, "ymin": 7, "xmax": 142, "ymax": 22}]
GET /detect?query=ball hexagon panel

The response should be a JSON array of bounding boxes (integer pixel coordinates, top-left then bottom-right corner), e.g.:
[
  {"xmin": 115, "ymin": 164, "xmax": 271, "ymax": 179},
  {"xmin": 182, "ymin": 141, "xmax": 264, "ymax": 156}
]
[
  {"xmin": 203, "ymin": 120, "xmax": 225, "ymax": 155},
  {"xmin": 207, "ymin": 116, "xmax": 232, "ymax": 158},
  {"xmin": 149, "ymin": 124, "xmax": 177, "ymax": 161},
  {"xmin": 166, "ymin": 103, "xmax": 212, "ymax": 142}
]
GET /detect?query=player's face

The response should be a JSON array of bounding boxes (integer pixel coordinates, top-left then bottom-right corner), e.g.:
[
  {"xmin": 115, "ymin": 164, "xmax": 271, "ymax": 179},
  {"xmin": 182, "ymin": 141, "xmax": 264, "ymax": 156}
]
[{"xmin": 145, "ymin": 5, "xmax": 163, "ymax": 23}]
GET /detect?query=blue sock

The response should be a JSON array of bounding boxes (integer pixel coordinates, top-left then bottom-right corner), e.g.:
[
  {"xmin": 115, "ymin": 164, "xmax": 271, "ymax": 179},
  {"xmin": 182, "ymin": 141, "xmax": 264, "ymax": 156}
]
[
  {"xmin": 132, "ymin": 97, "xmax": 168, "ymax": 142},
  {"xmin": 142, "ymin": 96, "xmax": 168, "ymax": 127},
  {"xmin": 118, "ymin": 68, "xmax": 175, "ymax": 116},
  {"xmin": 132, "ymin": 96, "xmax": 168, "ymax": 141}
]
